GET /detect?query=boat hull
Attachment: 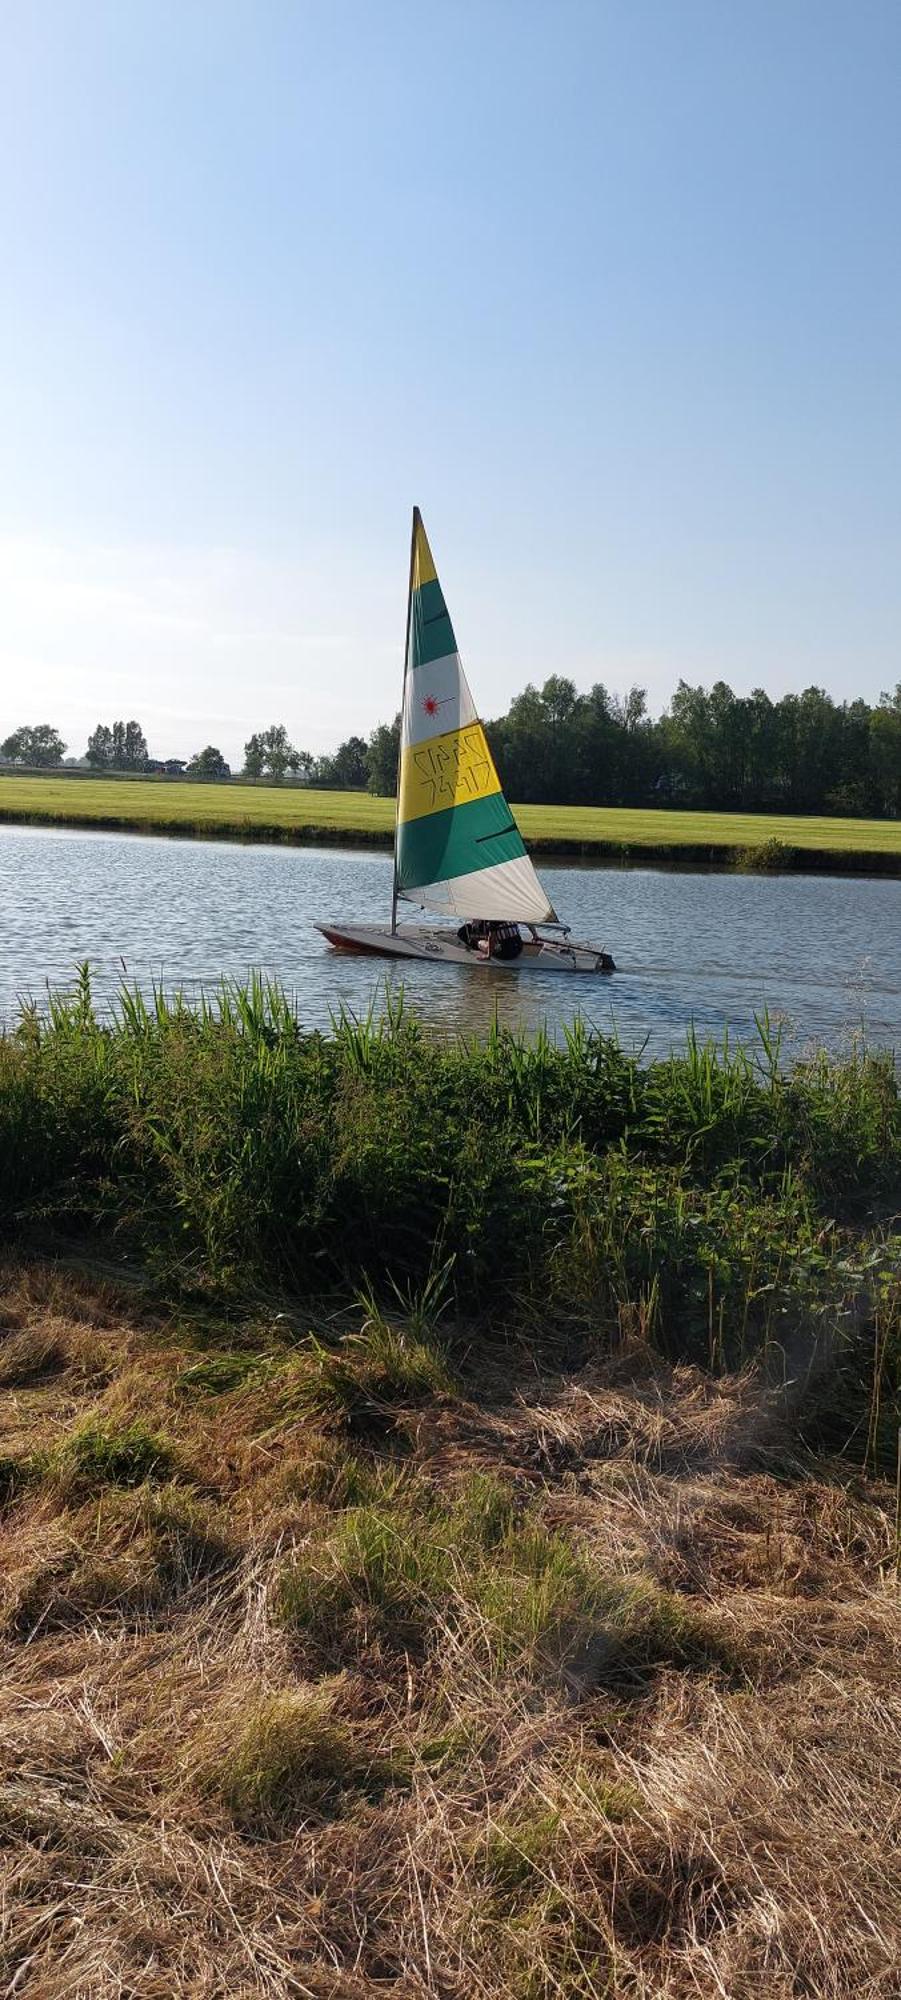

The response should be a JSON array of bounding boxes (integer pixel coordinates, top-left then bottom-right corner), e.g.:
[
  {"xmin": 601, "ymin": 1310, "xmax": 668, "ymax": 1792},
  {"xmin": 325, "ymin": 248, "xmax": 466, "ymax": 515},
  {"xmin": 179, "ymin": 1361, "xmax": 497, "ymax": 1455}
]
[{"xmin": 317, "ymin": 924, "xmax": 615, "ymax": 973}]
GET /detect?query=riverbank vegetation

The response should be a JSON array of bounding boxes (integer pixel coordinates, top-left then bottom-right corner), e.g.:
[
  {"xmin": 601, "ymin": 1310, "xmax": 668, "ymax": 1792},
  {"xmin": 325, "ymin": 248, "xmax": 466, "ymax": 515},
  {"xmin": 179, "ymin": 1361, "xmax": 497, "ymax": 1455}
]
[
  {"xmin": 0, "ymin": 985, "xmax": 899, "ymax": 1994},
  {"xmin": 2, "ymin": 772, "xmax": 901, "ymax": 871},
  {"xmin": 0, "ymin": 975, "xmax": 897, "ymax": 1327}
]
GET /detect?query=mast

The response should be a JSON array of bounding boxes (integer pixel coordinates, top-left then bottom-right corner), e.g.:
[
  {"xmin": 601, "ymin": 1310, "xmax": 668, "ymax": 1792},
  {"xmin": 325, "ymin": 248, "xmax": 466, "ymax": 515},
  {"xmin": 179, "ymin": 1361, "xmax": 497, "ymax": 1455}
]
[{"xmin": 390, "ymin": 505, "xmax": 419, "ymax": 934}]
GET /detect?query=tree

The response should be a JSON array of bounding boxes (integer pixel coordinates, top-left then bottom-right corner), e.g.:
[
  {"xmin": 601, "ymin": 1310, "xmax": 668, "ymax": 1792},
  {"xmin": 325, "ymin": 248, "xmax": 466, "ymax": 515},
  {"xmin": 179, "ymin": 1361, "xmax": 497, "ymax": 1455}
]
[
  {"xmin": 778, "ymin": 688, "xmax": 842, "ymax": 812},
  {"xmin": 367, "ymin": 717, "xmax": 400, "ymax": 795},
  {"xmin": 326, "ymin": 735, "xmax": 369, "ymax": 790},
  {"xmin": 30, "ymin": 723, "xmax": 67, "ymax": 767},
  {"xmin": 486, "ymin": 677, "xmax": 656, "ymax": 808},
  {"xmin": 86, "ymin": 724, "xmax": 114, "ymax": 769},
  {"xmin": 262, "ymin": 724, "xmax": 296, "ymax": 780},
  {"xmin": 87, "ymin": 720, "xmax": 148, "ymax": 770},
  {"xmin": 607, "ymin": 686, "xmax": 653, "ymax": 804},
  {"xmin": 870, "ymin": 685, "xmax": 901, "ymax": 818},
  {"xmin": 237, "ymin": 676, "xmax": 901, "ymax": 817},
  {"xmin": 827, "ymin": 699, "xmax": 878, "ymax": 816},
  {"xmin": 742, "ymin": 688, "xmax": 779, "ymax": 808},
  {"xmin": 186, "ymin": 745, "xmax": 231, "ymax": 779},
  {"xmin": 0, "ymin": 724, "xmax": 66, "ymax": 767},
  {"xmin": 665, "ymin": 682, "xmax": 717, "ymax": 804},
  {"xmin": 243, "ymin": 731, "xmax": 265, "ymax": 778},
  {"xmin": 112, "ymin": 720, "xmax": 148, "ymax": 770},
  {"xmin": 242, "ymin": 723, "xmax": 299, "ymax": 781}
]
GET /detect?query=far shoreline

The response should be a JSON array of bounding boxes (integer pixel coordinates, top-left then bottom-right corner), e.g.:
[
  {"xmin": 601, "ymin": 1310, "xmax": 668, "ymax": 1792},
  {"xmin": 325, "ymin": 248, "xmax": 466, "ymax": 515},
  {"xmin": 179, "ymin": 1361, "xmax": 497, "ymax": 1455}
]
[{"xmin": 2, "ymin": 795, "xmax": 901, "ymax": 878}]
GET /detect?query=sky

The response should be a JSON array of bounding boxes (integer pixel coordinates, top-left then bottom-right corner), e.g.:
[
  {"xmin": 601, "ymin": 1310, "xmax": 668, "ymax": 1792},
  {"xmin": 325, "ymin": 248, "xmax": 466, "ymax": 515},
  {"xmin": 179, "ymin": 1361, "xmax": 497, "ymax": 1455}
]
[{"xmin": 1, "ymin": 0, "xmax": 900, "ymax": 765}]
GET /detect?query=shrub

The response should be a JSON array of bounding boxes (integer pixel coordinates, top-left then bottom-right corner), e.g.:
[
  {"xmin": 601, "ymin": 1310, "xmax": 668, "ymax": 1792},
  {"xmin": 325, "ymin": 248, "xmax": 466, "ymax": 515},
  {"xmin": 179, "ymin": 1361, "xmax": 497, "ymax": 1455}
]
[{"xmin": 733, "ymin": 836, "xmax": 796, "ymax": 871}]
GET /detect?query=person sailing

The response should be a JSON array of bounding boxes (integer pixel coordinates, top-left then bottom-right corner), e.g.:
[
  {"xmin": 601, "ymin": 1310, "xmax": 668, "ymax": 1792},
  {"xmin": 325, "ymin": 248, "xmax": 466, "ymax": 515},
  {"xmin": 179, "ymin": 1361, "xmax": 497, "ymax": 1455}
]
[{"xmin": 457, "ymin": 920, "xmax": 523, "ymax": 961}]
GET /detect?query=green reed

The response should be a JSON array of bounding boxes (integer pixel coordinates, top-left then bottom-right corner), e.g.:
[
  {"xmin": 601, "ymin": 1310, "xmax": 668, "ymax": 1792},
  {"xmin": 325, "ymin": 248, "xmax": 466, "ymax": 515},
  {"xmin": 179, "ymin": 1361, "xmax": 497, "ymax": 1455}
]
[{"xmin": 0, "ymin": 973, "xmax": 897, "ymax": 1389}]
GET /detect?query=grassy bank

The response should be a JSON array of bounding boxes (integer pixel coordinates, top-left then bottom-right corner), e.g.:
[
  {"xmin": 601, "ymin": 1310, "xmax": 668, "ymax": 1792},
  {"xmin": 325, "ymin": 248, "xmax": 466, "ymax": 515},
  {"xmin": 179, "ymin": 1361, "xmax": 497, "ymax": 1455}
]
[
  {"xmin": 1, "ymin": 986, "xmax": 900, "ymax": 1993},
  {"xmin": 2, "ymin": 771, "xmax": 901, "ymax": 871}
]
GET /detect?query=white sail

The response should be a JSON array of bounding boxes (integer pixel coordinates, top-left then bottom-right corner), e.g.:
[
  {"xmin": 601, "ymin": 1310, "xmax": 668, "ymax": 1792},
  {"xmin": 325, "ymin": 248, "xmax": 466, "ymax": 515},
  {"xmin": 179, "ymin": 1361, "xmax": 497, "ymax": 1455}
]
[{"xmin": 395, "ymin": 511, "xmax": 555, "ymax": 925}]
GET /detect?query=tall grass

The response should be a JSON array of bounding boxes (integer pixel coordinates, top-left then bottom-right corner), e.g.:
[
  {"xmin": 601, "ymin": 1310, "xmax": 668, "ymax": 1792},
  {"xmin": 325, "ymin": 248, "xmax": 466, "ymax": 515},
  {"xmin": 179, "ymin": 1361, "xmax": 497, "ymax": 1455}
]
[{"xmin": 0, "ymin": 973, "xmax": 897, "ymax": 1375}]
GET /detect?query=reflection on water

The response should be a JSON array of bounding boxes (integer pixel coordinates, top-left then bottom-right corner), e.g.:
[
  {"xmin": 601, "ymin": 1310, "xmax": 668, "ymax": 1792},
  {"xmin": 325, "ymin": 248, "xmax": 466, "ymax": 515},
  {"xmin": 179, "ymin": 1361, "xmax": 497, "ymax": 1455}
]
[{"xmin": 0, "ymin": 824, "xmax": 898, "ymax": 1060}]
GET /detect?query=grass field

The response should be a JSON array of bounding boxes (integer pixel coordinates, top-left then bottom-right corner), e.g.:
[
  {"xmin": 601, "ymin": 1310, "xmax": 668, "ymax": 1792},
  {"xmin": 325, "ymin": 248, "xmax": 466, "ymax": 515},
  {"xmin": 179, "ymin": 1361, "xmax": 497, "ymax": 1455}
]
[
  {"xmin": 1, "ymin": 771, "xmax": 901, "ymax": 869},
  {"xmin": 0, "ymin": 990, "xmax": 899, "ymax": 1995}
]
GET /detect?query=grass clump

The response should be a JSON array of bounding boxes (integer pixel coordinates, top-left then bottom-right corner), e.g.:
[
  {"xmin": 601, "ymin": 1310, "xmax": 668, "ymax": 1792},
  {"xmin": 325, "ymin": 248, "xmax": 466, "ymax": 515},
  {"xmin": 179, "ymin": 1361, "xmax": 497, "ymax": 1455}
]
[
  {"xmin": 277, "ymin": 1486, "xmax": 450, "ymax": 1657},
  {"xmin": 474, "ymin": 1534, "xmax": 742, "ymax": 1685},
  {"xmin": 6, "ymin": 1484, "xmax": 235, "ymax": 1635},
  {"xmin": 174, "ymin": 1351, "xmax": 266, "ymax": 1396},
  {"xmin": 0, "ymin": 1323, "xmax": 65, "ymax": 1386},
  {"xmin": 211, "ymin": 1682, "xmax": 396, "ymax": 1833},
  {"xmin": 274, "ymin": 1438, "xmax": 406, "ymax": 1510},
  {"xmin": 479, "ymin": 1810, "xmax": 562, "ymax": 1902},
  {"xmin": 0, "ymin": 1452, "xmax": 33, "ymax": 1509},
  {"xmin": 276, "ymin": 1469, "xmax": 740, "ymax": 1686},
  {"xmin": 282, "ymin": 1316, "xmax": 454, "ymax": 1435},
  {"xmin": 52, "ymin": 1416, "xmax": 174, "ymax": 1493},
  {"xmin": 138, "ymin": 1485, "xmax": 236, "ymax": 1591}
]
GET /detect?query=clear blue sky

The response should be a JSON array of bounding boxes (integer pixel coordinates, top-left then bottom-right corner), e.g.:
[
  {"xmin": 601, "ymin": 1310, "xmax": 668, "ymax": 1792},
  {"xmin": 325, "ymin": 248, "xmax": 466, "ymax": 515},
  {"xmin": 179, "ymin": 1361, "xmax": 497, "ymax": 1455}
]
[{"xmin": 1, "ymin": 1, "xmax": 899, "ymax": 764}]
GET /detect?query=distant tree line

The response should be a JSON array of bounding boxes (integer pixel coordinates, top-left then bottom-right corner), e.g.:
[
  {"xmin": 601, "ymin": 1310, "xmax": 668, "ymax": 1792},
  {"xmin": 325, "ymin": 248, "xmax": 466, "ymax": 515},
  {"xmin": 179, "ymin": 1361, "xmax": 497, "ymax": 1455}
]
[
  {"xmin": 0, "ymin": 720, "xmax": 232, "ymax": 781},
  {"xmin": 3, "ymin": 678, "xmax": 900, "ymax": 815},
  {"xmin": 241, "ymin": 722, "xmax": 375, "ymax": 789},
  {"xmin": 288, "ymin": 677, "xmax": 901, "ymax": 818},
  {"xmin": 484, "ymin": 677, "xmax": 901, "ymax": 817}
]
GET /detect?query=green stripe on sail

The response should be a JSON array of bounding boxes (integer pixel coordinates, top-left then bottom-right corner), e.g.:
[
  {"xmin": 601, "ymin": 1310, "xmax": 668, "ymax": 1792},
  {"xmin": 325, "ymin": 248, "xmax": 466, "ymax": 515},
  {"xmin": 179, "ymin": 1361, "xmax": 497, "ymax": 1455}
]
[
  {"xmin": 397, "ymin": 788, "xmax": 526, "ymax": 893},
  {"xmin": 409, "ymin": 578, "xmax": 457, "ymax": 668}
]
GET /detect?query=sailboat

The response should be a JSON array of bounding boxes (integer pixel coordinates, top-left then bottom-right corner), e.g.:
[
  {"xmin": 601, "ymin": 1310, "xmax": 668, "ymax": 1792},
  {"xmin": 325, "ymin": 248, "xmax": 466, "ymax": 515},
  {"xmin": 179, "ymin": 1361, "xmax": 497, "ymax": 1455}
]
[{"xmin": 318, "ymin": 510, "xmax": 615, "ymax": 973}]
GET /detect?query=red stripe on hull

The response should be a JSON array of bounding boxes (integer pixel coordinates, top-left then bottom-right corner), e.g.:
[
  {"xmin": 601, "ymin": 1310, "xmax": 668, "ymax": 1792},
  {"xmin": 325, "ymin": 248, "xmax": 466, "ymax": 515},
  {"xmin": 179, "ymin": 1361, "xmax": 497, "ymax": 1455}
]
[{"xmin": 320, "ymin": 928, "xmax": 395, "ymax": 956}]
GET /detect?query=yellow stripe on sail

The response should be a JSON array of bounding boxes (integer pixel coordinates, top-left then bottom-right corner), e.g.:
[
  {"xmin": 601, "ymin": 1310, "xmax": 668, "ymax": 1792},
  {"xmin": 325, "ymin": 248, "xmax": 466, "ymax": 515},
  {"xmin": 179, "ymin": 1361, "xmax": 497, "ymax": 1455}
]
[
  {"xmin": 412, "ymin": 514, "xmax": 438, "ymax": 588},
  {"xmin": 399, "ymin": 721, "xmax": 502, "ymax": 823}
]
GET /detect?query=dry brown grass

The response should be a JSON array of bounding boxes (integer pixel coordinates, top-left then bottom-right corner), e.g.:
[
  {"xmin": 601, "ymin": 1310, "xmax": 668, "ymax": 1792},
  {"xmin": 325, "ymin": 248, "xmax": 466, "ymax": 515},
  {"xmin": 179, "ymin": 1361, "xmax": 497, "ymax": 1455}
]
[{"xmin": 1, "ymin": 1257, "xmax": 900, "ymax": 1998}]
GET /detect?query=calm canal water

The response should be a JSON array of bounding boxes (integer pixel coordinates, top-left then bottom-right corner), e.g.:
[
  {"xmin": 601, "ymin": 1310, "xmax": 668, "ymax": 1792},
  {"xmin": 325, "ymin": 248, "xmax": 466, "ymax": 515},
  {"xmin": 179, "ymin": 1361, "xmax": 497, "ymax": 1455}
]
[{"xmin": 0, "ymin": 824, "xmax": 898, "ymax": 1060}]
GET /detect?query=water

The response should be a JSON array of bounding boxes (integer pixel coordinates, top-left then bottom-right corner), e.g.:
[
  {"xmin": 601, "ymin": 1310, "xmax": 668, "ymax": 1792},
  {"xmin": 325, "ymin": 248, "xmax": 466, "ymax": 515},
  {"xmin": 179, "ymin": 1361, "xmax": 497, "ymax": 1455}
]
[{"xmin": 0, "ymin": 823, "xmax": 898, "ymax": 1059}]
